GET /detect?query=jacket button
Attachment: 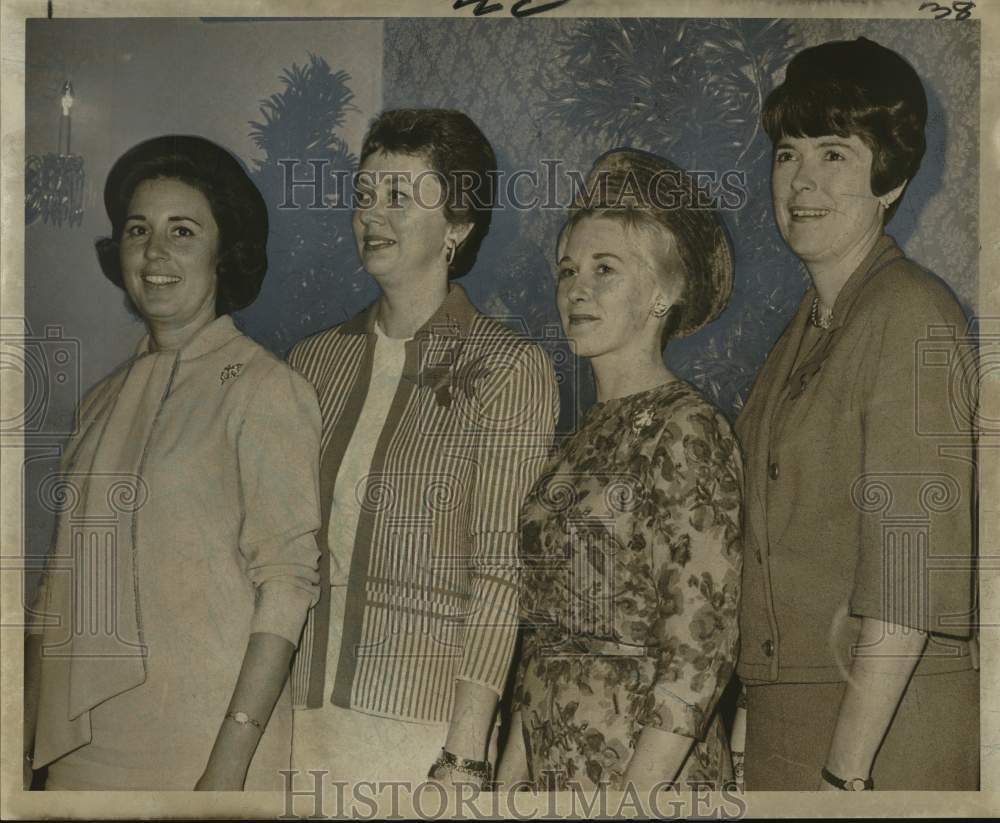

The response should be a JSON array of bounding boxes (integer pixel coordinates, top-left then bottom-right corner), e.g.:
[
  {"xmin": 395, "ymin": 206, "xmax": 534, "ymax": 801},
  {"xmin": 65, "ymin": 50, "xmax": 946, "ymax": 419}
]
[
  {"xmin": 768, "ymin": 462, "xmax": 779, "ymax": 480},
  {"xmin": 762, "ymin": 639, "xmax": 774, "ymax": 657}
]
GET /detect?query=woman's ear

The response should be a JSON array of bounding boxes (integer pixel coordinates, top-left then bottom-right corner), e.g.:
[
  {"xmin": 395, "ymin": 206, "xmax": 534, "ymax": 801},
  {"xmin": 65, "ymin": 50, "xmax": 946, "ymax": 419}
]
[
  {"xmin": 881, "ymin": 180, "xmax": 908, "ymax": 209},
  {"xmin": 447, "ymin": 222, "xmax": 475, "ymax": 250}
]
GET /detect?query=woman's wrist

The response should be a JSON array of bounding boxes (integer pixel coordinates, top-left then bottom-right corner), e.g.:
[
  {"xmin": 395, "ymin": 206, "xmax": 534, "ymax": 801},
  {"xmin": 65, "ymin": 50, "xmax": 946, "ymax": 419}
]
[
  {"xmin": 429, "ymin": 748, "xmax": 493, "ymax": 788},
  {"xmin": 443, "ymin": 732, "xmax": 487, "ymax": 763},
  {"xmin": 823, "ymin": 754, "xmax": 872, "ymax": 781}
]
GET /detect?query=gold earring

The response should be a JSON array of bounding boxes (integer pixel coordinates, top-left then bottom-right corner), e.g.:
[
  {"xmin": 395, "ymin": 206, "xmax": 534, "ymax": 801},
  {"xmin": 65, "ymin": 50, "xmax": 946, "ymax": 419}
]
[
  {"xmin": 652, "ymin": 300, "xmax": 669, "ymax": 318},
  {"xmin": 446, "ymin": 241, "xmax": 457, "ymax": 266}
]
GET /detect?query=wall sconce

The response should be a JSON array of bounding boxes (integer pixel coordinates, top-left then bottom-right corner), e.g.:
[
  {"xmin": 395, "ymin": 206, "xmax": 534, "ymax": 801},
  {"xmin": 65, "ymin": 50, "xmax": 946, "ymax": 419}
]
[{"xmin": 25, "ymin": 80, "xmax": 85, "ymax": 227}]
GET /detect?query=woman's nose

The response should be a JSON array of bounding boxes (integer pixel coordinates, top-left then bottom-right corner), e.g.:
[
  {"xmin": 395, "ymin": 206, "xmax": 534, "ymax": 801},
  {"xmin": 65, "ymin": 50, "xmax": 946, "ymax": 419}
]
[
  {"xmin": 358, "ymin": 200, "xmax": 384, "ymax": 225},
  {"xmin": 566, "ymin": 277, "xmax": 590, "ymax": 303},
  {"xmin": 791, "ymin": 161, "xmax": 817, "ymax": 192},
  {"xmin": 143, "ymin": 230, "xmax": 168, "ymax": 260}
]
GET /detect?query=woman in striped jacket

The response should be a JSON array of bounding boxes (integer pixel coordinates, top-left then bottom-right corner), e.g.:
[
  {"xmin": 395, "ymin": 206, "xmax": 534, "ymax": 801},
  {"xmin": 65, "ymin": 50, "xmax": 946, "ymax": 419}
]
[{"xmin": 288, "ymin": 109, "xmax": 559, "ymax": 788}]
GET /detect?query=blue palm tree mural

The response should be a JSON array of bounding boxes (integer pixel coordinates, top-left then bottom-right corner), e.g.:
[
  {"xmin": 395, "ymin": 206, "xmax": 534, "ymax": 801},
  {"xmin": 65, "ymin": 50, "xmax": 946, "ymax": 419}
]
[
  {"xmin": 237, "ymin": 54, "xmax": 371, "ymax": 353},
  {"xmin": 545, "ymin": 18, "xmax": 806, "ymax": 416}
]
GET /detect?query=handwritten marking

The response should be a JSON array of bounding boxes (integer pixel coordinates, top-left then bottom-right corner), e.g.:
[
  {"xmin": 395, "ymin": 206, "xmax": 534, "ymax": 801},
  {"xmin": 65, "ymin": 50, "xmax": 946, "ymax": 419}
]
[
  {"xmin": 452, "ymin": 0, "xmax": 571, "ymax": 18},
  {"xmin": 919, "ymin": 1, "xmax": 975, "ymax": 19}
]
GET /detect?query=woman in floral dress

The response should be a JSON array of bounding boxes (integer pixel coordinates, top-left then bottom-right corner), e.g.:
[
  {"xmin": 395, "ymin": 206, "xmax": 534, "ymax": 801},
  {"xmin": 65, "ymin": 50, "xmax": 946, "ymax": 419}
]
[{"xmin": 497, "ymin": 148, "xmax": 743, "ymax": 791}]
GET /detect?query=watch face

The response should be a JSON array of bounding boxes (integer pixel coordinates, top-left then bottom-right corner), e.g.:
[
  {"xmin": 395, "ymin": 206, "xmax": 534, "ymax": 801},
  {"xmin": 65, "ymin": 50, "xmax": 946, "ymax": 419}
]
[{"xmin": 846, "ymin": 777, "xmax": 868, "ymax": 791}]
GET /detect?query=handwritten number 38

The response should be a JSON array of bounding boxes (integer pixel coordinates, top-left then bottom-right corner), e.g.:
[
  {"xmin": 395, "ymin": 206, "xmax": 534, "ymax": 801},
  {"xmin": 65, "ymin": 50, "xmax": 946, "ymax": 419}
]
[{"xmin": 919, "ymin": 1, "xmax": 976, "ymax": 19}]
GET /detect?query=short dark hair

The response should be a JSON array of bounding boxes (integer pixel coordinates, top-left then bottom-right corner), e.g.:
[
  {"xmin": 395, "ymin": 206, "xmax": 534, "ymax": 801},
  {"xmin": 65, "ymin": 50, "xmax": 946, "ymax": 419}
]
[
  {"xmin": 359, "ymin": 109, "xmax": 497, "ymax": 279},
  {"xmin": 762, "ymin": 37, "xmax": 927, "ymax": 224},
  {"xmin": 96, "ymin": 135, "xmax": 269, "ymax": 314}
]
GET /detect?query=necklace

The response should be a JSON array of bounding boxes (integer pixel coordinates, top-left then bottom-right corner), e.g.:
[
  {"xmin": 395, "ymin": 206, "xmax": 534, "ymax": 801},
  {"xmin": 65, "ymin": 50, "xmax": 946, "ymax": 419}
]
[{"xmin": 810, "ymin": 297, "xmax": 834, "ymax": 329}]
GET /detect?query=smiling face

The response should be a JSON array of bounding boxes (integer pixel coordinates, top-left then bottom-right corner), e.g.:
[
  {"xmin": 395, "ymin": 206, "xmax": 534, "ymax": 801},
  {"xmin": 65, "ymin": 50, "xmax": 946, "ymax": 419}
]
[
  {"xmin": 119, "ymin": 177, "xmax": 220, "ymax": 333},
  {"xmin": 352, "ymin": 150, "xmax": 470, "ymax": 290},
  {"xmin": 556, "ymin": 214, "xmax": 677, "ymax": 362},
  {"xmin": 771, "ymin": 134, "xmax": 890, "ymax": 268}
]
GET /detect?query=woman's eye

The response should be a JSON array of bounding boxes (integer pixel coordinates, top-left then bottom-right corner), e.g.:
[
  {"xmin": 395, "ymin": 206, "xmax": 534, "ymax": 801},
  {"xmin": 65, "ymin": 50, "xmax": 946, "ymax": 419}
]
[
  {"xmin": 172, "ymin": 225, "xmax": 194, "ymax": 238},
  {"xmin": 557, "ymin": 267, "xmax": 575, "ymax": 281},
  {"xmin": 595, "ymin": 263, "xmax": 613, "ymax": 275},
  {"xmin": 824, "ymin": 150, "xmax": 846, "ymax": 161},
  {"xmin": 389, "ymin": 189, "xmax": 408, "ymax": 205},
  {"xmin": 774, "ymin": 150, "xmax": 795, "ymax": 163},
  {"xmin": 125, "ymin": 225, "xmax": 147, "ymax": 238}
]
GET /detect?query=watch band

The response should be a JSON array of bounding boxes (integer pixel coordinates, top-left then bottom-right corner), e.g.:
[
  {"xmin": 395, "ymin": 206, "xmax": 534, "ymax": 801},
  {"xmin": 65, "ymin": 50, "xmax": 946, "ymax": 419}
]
[
  {"xmin": 428, "ymin": 749, "xmax": 493, "ymax": 788},
  {"xmin": 821, "ymin": 766, "xmax": 873, "ymax": 791}
]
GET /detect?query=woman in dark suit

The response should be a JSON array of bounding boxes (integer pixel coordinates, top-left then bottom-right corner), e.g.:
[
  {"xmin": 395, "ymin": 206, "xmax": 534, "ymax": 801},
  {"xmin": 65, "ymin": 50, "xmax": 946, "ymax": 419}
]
[{"xmin": 736, "ymin": 37, "xmax": 978, "ymax": 790}]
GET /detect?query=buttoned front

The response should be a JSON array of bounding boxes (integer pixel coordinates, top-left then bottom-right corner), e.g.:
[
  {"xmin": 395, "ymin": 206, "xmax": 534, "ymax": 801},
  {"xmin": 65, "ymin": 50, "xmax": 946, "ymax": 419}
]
[{"xmin": 736, "ymin": 235, "xmax": 976, "ymax": 685}]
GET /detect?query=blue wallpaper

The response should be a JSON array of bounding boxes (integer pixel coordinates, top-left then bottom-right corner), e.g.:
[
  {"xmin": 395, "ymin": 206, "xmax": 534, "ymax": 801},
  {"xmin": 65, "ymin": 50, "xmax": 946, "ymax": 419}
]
[{"xmin": 349, "ymin": 17, "xmax": 977, "ymax": 424}]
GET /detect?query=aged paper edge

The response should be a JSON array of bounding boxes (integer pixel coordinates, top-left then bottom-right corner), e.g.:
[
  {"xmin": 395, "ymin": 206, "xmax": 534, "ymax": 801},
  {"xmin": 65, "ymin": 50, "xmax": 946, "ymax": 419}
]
[{"xmin": 1, "ymin": 0, "xmax": 997, "ymax": 818}]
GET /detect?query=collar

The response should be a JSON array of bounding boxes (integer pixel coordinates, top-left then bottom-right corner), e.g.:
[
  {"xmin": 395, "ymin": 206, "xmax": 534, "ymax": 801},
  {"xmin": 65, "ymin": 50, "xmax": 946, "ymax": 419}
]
[
  {"xmin": 134, "ymin": 314, "xmax": 242, "ymax": 361},
  {"xmin": 339, "ymin": 284, "xmax": 479, "ymax": 341},
  {"xmin": 819, "ymin": 233, "xmax": 904, "ymax": 331}
]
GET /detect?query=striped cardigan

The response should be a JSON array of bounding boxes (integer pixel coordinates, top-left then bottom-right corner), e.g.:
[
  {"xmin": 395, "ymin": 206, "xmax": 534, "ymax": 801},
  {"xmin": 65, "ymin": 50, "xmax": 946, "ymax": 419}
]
[{"xmin": 288, "ymin": 285, "xmax": 558, "ymax": 722}]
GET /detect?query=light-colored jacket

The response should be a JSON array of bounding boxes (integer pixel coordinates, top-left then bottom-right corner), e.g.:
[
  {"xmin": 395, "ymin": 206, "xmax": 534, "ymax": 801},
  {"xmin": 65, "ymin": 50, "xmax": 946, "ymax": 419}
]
[{"xmin": 30, "ymin": 316, "xmax": 321, "ymax": 773}]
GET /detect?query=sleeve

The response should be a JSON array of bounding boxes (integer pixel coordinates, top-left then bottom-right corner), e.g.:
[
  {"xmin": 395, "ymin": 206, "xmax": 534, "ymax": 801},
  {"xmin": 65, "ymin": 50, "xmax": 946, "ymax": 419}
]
[
  {"xmin": 456, "ymin": 344, "xmax": 559, "ymax": 695},
  {"xmin": 238, "ymin": 360, "xmax": 323, "ymax": 646},
  {"xmin": 850, "ymin": 283, "xmax": 975, "ymax": 635},
  {"xmin": 640, "ymin": 404, "xmax": 743, "ymax": 740}
]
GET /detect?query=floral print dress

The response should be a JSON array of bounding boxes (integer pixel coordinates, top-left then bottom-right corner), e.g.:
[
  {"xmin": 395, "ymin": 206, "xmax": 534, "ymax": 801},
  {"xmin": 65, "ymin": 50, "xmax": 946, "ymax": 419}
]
[{"xmin": 513, "ymin": 380, "xmax": 743, "ymax": 790}]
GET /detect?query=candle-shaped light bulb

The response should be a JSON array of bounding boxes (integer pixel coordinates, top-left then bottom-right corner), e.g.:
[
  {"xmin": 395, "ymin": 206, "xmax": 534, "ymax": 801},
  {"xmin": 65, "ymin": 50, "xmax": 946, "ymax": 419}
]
[{"xmin": 61, "ymin": 81, "xmax": 74, "ymax": 116}]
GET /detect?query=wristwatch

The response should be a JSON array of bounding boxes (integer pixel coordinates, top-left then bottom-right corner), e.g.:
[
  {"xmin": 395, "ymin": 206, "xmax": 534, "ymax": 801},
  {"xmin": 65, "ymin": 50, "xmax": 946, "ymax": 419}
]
[
  {"xmin": 821, "ymin": 766, "xmax": 873, "ymax": 791},
  {"xmin": 429, "ymin": 749, "xmax": 493, "ymax": 788}
]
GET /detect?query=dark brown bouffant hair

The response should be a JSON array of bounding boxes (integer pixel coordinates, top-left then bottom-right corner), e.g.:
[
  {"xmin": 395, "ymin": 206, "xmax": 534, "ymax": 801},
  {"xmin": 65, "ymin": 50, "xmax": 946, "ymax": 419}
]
[
  {"xmin": 762, "ymin": 37, "xmax": 928, "ymax": 224},
  {"xmin": 358, "ymin": 109, "xmax": 497, "ymax": 279},
  {"xmin": 96, "ymin": 135, "xmax": 269, "ymax": 315}
]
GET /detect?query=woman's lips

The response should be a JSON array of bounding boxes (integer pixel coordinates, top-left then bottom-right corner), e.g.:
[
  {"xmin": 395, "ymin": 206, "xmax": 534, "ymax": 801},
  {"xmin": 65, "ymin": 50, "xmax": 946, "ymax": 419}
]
[
  {"xmin": 568, "ymin": 314, "xmax": 599, "ymax": 326},
  {"xmin": 141, "ymin": 273, "xmax": 182, "ymax": 287},
  {"xmin": 789, "ymin": 206, "xmax": 831, "ymax": 221},
  {"xmin": 363, "ymin": 236, "xmax": 396, "ymax": 251}
]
